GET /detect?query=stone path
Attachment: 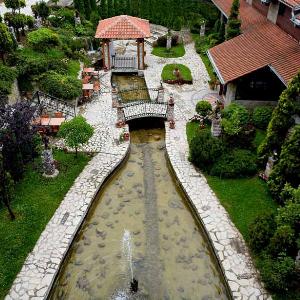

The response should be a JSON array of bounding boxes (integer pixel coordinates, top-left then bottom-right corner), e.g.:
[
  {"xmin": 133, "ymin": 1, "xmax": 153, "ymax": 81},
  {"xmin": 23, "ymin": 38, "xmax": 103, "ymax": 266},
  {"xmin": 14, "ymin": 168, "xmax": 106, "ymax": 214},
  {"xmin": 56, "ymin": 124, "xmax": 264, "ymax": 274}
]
[
  {"xmin": 6, "ymin": 71, "xmax": 130, "ymax": 300},
  {"xmin": 143, "ymin": 30, "xmax": 270, "ymax": 299}
]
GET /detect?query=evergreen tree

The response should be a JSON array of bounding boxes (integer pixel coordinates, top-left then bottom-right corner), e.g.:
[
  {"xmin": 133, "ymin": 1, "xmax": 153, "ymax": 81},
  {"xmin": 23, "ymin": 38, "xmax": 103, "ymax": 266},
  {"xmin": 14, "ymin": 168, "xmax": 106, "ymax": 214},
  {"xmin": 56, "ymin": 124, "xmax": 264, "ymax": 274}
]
[
  {"xmin": 84, "ymin": 0, "xmax": 92, "ymax": 19},
  {"xmin": 0, "ymin": 23, "xmax": 14, "ymax": 63},
  {"xmin": 225, "ymin": 0, "xmax": 241, "ymax": 40},
  {"xmin": 218, "ymin": 21, "xmax": 225, "ymax": 43},
  {"xmin": 74, "ymin": 0, "xmax": 85, "ymax": 18}
]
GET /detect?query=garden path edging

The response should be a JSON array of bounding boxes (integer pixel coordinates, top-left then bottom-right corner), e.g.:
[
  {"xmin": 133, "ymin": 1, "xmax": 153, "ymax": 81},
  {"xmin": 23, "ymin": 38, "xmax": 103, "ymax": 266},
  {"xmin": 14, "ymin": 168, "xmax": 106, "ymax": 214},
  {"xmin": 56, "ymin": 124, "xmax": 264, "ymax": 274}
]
[
  {"xmin": 165, "ymin": 121, "xmax": 271, "ymax": 300},
  {"xmin": 5, "ymin": 138, "xmax": 130, "ymax": 300}
]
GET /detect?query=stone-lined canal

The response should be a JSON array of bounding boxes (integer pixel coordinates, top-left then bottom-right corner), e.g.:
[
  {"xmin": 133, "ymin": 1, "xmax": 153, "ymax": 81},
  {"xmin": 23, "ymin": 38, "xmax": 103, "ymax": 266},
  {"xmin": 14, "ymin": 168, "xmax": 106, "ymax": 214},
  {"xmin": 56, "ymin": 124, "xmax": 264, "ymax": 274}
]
[{"xmin": 50, "ymin": 126, "xmax": 229, "ymax": 299}]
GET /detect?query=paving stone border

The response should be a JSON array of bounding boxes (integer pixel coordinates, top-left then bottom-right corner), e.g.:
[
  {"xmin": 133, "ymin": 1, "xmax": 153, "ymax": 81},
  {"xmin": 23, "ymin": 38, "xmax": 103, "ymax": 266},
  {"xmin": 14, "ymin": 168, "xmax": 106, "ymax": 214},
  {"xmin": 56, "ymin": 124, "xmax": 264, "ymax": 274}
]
[{"xmin": 165, "ymin": 121, "xmax": 271, "ymax": 300}]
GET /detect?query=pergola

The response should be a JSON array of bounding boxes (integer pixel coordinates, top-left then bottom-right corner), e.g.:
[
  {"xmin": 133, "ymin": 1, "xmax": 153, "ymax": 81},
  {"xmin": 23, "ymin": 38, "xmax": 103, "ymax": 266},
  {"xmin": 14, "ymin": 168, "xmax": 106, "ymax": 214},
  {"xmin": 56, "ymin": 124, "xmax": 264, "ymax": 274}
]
[{"xmin": 95, "ymin": 15, "xmax": 151, "ymax": 71}]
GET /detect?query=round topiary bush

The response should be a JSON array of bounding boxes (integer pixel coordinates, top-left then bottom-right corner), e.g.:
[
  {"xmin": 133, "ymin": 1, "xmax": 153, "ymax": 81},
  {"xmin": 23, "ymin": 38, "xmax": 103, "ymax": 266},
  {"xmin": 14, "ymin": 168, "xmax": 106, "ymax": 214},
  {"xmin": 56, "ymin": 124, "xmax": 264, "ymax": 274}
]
[
  {"xmin": 210, "ymin": 149, "xmax": 257, "ymax": 178},
  {"xmin": 196, "ymin": 100, "xmax": 212, "ymax": 117},
  {"xmin": 27, "ymin": 28, "xmax": 60, "ymax": 51},
  {"xmin": 259, "ymin": 255, "xmax": 296, "ymax": 292},
  {"xmin": 39, "ymin": 71, "xmax": 81, "ymax": 101},
  {"xmin": 189, "ymin": 129, "xmax": 224, "ymax": 172},
  {"xmin": 253, "ymin": 106, "xmax": 273, "ymax": 129},
  {"xmin": 248, "ymin": 213, "xmax": 276, "ymax": 253}
]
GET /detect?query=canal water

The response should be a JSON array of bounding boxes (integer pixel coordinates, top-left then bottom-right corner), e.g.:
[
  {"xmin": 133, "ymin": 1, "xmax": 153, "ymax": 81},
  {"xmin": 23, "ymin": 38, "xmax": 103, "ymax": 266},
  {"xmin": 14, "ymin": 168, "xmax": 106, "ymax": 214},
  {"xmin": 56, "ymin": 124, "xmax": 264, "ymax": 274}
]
[
  {"xmin": 50, "ymin": 123, "xmax": 229, "ymax": 300},
  {"xmin": 111, "ymin": 74, "xmax": 150, "ymax": 103}
]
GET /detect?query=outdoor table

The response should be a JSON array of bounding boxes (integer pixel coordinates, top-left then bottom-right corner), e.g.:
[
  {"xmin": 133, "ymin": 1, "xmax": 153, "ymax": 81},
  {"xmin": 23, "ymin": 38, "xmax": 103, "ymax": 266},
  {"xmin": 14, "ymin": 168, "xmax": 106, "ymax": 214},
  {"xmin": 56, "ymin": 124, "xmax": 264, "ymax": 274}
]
[
  {"xmin": 82, "ymin": 83, "xmax": 94, "ymax": 90},
  {"xmin": 40, "ymin": 117, "xmax": 65, "ymax": 134},
  {"xmin": 83, "ymin": 67, "xmax": 95, "ymax": 75}
]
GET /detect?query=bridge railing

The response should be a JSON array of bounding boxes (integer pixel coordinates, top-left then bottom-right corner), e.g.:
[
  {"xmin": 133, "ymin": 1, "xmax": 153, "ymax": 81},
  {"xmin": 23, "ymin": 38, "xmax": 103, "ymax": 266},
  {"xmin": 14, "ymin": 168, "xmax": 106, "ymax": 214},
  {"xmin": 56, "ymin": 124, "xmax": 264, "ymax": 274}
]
[
  {"xmin": 31, "ymin": 91, "xmax": 76, "ymax": 117},
  {"xmin": 111, "ymin": 56, "xmax": 137, "ymax": 70}
]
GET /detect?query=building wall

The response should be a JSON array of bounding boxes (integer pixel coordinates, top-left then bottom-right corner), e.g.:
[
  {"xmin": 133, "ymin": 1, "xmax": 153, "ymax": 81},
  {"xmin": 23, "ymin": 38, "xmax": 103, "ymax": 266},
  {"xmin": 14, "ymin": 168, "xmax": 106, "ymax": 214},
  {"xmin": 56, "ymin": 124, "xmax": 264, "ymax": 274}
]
[
  {"xmin": 252, "ymin": 0, "xmax": 269, "ymax": 17},
  {"xmin": 276, "ymin": 4, "xmax": 300, "ymax": 41}
]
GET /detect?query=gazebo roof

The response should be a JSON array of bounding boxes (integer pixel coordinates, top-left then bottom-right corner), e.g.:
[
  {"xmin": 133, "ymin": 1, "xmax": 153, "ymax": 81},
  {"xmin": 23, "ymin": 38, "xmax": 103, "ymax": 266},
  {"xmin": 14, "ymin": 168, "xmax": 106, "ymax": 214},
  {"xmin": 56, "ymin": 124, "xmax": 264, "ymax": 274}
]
[{"xmin": 95, "ymin": 15, "xmax": 151, "ymax": 39}]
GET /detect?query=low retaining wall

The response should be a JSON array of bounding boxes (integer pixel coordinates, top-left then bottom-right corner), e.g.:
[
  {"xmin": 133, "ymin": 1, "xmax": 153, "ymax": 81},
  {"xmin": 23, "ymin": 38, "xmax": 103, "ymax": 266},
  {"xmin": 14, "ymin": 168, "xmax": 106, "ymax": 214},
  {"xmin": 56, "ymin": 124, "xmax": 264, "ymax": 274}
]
[{"xmin": 6, "ymin": 139, "xmax": 130, "ymax": 300}]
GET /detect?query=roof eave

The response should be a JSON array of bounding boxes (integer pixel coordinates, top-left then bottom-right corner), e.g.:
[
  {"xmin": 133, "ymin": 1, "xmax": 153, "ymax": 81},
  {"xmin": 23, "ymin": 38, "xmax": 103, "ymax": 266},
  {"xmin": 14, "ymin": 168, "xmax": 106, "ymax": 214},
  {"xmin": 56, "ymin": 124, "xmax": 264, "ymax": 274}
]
[
  {"xmin": 206, "ymin": 50, "xmax": 226, "ymax": 84},
  {"xmin": 268, "ymin": 65, "xmax": 288, "ymax": 87},
  {"xmin": 210, "ymin": 0, "xmax": 229, "ymax": 17}
]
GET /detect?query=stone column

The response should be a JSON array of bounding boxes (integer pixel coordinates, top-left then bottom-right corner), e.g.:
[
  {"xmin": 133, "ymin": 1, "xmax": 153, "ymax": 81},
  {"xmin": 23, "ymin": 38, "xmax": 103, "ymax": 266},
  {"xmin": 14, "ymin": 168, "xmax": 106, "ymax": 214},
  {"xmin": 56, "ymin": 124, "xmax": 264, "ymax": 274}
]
[
  {"xmin": 116, "ymin": 104, "xmax": 125, "ymax": 127},
  {"xmin": 167, "ymin": 94, "xmax": 175, "ymax": 128},
  {"xmin": 102, "ymin": 39, "xmax": 111, "ymax": 70},
  {"xmin": 225, "ymin": 82, "xmax": 237, "ymax": 106},
  {"xmin": 211, "ymin": 116, "xmax": 222, "ymax": 137},
  {"xmin": 111, "ymin": 84, "xmax": 118, "ymax": 108},
  {"xmin": 137, "ymin": 38, "xmax": 145, "ymax": 70},
  {"xmin": 267, "ymin": 2, "xmax": 279, "ymax": 24}
]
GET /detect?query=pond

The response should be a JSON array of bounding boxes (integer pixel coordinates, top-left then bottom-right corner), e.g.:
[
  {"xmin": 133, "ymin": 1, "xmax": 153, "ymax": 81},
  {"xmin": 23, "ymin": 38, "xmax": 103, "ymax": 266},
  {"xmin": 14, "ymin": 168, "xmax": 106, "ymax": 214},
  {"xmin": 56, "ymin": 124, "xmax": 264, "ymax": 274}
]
[
  {"xmin": 50, "ymin": 126, "xmax": 229, "ymax": 300},
  {"xmin": 111, "ymin": 74, "xmax": 150, "ymax": 103}
]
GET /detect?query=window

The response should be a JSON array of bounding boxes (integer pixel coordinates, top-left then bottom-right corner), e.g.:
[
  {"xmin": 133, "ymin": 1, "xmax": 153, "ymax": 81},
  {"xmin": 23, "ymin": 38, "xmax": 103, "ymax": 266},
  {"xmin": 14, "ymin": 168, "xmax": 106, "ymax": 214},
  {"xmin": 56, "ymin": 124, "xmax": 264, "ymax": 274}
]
[{"xmin": 278, "ymin": 2, "xmax": 286, "ymax": 16}]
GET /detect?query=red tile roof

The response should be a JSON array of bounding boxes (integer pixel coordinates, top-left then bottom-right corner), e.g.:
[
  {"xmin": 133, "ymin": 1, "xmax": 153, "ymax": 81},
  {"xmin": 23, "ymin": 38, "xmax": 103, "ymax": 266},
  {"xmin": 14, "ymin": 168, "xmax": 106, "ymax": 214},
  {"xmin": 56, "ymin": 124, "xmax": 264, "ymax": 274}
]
[
  {"xmin": 208, "ymin": 0, "xmax": 300, "ymax": 85},
  {"xmin": 95, "ymin": 15, "xmax": 151, "ymax": 39},
  {"xmin": 280, "ymin": 0, "xmax": 300, "ymax": 8},
  {"xmin": 211, "ymin": 0, "xmax": 266, "ymax": 31}
]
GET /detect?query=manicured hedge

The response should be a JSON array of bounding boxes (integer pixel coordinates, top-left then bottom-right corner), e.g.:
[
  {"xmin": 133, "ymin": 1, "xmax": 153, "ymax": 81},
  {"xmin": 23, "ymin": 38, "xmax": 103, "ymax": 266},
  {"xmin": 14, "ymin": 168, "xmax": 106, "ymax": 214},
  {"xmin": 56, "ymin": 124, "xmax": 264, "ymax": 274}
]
[
  {"xmin": 39, "ymin": 71, "xmax": 81, "ymax": 100},
  {"xmin": 161, "ymin": 63, "xmax": 192, "ymax": 83}
]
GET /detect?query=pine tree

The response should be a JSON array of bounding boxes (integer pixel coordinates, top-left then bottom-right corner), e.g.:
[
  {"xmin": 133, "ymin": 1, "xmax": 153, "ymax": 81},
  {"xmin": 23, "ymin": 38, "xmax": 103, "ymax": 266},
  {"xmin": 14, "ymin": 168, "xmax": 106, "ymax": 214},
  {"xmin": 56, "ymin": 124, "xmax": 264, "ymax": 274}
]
[{"xmin": 225, "ymin": 0, "xmax": 241, "ymax": 40}]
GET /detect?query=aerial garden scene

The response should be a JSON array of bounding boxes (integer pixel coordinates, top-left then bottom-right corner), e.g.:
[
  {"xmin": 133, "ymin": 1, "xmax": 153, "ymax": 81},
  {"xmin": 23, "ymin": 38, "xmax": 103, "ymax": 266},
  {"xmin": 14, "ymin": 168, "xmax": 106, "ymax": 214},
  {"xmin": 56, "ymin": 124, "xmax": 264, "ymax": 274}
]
[{"xmin": 0, "ymin": 0, "xmax": 299, "ymax": 299}]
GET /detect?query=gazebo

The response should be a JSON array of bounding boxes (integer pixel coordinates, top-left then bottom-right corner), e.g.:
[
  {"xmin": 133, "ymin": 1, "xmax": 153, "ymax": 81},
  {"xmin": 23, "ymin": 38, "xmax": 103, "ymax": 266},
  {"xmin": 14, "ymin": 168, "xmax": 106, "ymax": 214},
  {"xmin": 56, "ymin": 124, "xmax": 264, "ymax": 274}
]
[{"xmin": 95, "ymin": 15, "xmax": 151, "ymax": 71}]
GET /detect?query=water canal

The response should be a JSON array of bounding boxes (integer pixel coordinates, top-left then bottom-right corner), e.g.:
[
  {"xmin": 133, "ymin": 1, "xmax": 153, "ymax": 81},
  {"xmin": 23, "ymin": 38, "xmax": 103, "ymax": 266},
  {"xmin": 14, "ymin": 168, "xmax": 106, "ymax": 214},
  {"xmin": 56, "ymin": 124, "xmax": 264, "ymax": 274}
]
[{"xmin": 50, "ymin": 120, "xmax": 229, "ymax": 300}]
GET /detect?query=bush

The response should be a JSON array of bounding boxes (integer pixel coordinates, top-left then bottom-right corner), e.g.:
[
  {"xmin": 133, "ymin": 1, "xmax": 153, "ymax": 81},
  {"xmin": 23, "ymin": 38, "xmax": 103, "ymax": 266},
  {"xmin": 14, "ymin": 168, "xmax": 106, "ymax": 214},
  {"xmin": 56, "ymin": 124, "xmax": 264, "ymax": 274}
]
[
  {"xmin": 155, "ymin": 34, "xmax": 179, "ymax": 47},
  {"xmin": 210, "ymin": 149, "xmax": 257, "ymax": 178},
  {"xmin": 253, "ymin": 106, "xmax": 273, "ymax": 129},
  {"xmin": 268, "ymin": 225, "xmax": 295, "ymax": 257},
  {"xmin": 39, "ymin": 71, "xmax": 81, "ymax": 100},
  {"xmin": 0, "ymin": 64, "xmax": 17, "ymax": 95},
  {"xmin": 248, "ymin": 213, "xmax": 276, "ymax": 253},
  {"xmin": 189, "ymin": 129, "xmax": 224, "ymax": 172},
  {"xmin": 27, "ymin": 28, "xmax": 60, "ymax": 51},
  {"xmin": 268, "ymin": 125, "xmax": 300, "ymax": 202},
  {"xmin": 196, "ymin": 100, "xmax": 212, "ymax": 117},
  {"xmin": 259, "ymin": 255, "xmax": 296, "ymax": 292}
]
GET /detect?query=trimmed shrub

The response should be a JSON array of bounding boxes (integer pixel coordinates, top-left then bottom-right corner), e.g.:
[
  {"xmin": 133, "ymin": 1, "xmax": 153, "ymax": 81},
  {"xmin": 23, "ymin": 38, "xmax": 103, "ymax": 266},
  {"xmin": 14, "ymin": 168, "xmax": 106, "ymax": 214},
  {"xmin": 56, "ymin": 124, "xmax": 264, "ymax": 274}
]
[
  {"xmin": 210, "ymin": 149, "xmax": 257, "ymax": 178},
  {"xmin": 259, "ymin": 255, "xmax": 296, "ymax": 292},
  {"xmin": 189, "ymin": 129, "xmax": 224, "ymax": 172},
  {"xmin": 268, "ymin": 125, "xmax": 300, "ymax": 202},
  {"xmin": 27, "ymin": 28, "xmax": 60, "ymax": 51},
  {"xmin": 39, "ymin": 71, "xmax": 81, "ymax": 100},
  {"xmin": 196, "ymin": 100, "xmax": 212, "ymax": 117},
  {"xmin": 0, "ymin": 64, "xmax": 17, "ymax": 95},
  {"xmin": 253, "ymin": 106, "xmax": 273, "ymax": 129},
  {"xmin": 248, "ymin": 213, "xmax": 276, "ymax": 253},
  {"xmin": 268, "ymin": 225, "xmax": 295, "ymax": 257}
]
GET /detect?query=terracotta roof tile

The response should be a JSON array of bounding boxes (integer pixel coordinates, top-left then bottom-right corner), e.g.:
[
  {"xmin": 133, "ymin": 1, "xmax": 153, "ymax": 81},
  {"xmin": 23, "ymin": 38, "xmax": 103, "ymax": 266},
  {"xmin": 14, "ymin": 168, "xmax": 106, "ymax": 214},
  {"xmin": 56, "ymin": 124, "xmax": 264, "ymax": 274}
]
[
  {"xmin": 211, "ymin": 0, "xmax": 266, "ymax": 31},
  {"xmin": 280, "ymin": 0, "xmax": 300, "ymax": 8},
  {"xmin": 95, "ymin": 15, "xmax": 151, "ymax": 39},
  {"xmin": 208, "ymin": 21, "xmax": 300, "ymax": 85}
]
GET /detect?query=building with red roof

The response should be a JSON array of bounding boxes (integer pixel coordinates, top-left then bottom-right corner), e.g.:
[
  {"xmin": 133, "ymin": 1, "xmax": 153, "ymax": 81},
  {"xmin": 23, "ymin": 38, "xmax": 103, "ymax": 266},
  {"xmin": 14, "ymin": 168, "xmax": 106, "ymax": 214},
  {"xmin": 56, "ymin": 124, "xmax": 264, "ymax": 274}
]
[
  {"xmin": 208, "ymin": 0, "xmax": 300, "ymax": 105},
  {"xmin": 95, "ymin": 15, "xmax": 151, "ymax": 71}
]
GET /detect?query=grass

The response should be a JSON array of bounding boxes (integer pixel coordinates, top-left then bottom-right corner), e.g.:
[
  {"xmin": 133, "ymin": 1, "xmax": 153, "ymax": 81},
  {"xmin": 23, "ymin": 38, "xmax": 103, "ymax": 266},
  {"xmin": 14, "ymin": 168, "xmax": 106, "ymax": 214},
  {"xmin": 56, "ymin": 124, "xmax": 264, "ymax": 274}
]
[
  {"xmin": 161, "ymin": 63, "xmax": 193, "ymax": 82},
  {"xmin": 253, "ymin": 129, "xmax": 266, "ymax": 149},
  {"xmin": 151, "ymin": 43, "xmax": 185, "ymax": 58},
  {"xmin": 0, "ymin": 150, "xmax": 90, "ymax": 298},
  {"xmin": 192, "ymin": 33, "xmax": 216, "ymax": 81},
  {"xmin": 206, "ymin": 176, "xmax": 277, "ymax": 240},
  {"xmin": 186, "ymin": 121, "xmax": 277, "ymax": 241}
]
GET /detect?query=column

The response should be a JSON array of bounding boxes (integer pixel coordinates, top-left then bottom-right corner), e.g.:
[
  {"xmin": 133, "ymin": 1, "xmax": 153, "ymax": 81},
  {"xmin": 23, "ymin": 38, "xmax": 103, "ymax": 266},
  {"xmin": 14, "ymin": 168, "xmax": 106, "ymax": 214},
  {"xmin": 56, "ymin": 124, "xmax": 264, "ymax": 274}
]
[
  {"xmin": 167, "ymin": 94, "xmax": 175, "ymax": 129},
  {"xmin": 137, "ymin": 38, "xmax": 145, "ymax": 70},
  {"xmin": 102, "ymin": 39, "xmax": 111, "ymax": 70}
]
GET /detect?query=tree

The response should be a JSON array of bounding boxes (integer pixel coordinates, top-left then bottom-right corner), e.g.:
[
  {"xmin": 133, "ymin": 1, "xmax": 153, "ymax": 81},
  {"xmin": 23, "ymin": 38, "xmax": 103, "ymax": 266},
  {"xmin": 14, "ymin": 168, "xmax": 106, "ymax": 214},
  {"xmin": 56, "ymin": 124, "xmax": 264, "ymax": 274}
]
[
  {"xmin": 27, "ymin": 28, "xmax": 60, "ymax": 51},
  {"xmin": 0, "ymin": 153, "xmax": 15, "ymax": 220},
  {"xmin": 0, "ymin": 23, "xmax": 14, "ymax": 63},
  {"xmin": 225, "ymin": 0, "xmax": 241, "ymax": 40},
  {"xmin": 31, "ymin": 1, "xmax": 50, "ymax": 22},
  {"xmin": 4, "ymin": 0, "xmax": 25, "ymax": 14},
  {"xmin": 58, "ymin": 116, "xmax": 94, "ymax": 157}
]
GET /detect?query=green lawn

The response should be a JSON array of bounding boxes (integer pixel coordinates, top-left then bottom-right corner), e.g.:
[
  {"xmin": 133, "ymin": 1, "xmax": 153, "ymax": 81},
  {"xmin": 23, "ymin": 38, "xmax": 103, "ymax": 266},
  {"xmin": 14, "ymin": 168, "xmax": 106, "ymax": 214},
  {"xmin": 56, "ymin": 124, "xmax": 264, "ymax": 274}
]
[
  {"xmin": 206, "ymin": 176, "xmax": 277, "ymax": 240},
  {"xmin": 162, "ymin": 63, "xmax": 193, "ymax": 82},
  {"xmin": 253, "ymin": 129, "xmax": 266, "ymax": 150},
  {"xmin": 151, "ymin": 43, "xmax": 185, "ymax": 58},
  {"xmin": 0, "ymin": 150, "xmax": 90, "ymax": 298},
  {"xmin": 192, "ymin": 33, "xmax": 216, "ymax": 81}
]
